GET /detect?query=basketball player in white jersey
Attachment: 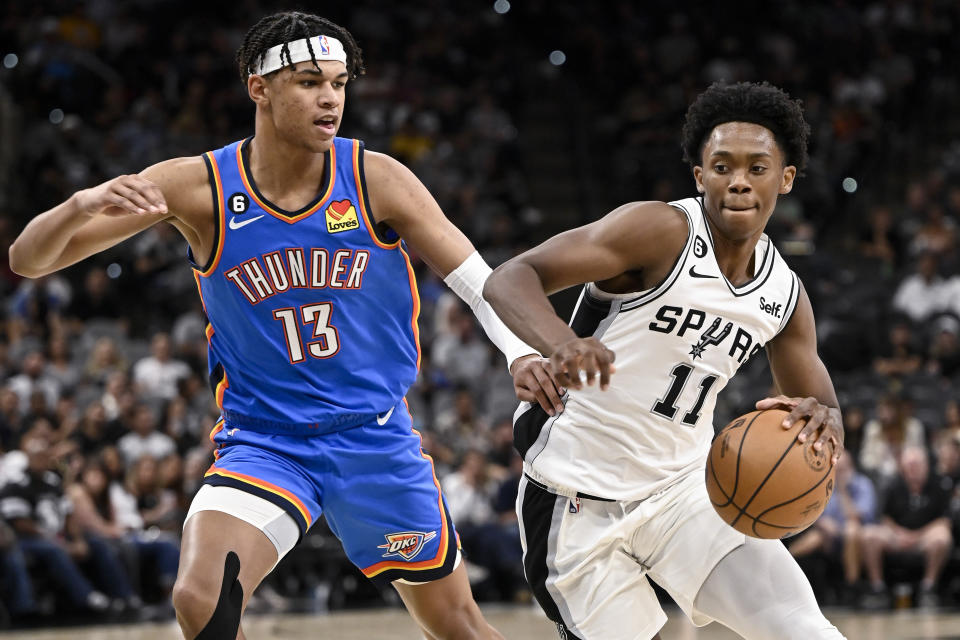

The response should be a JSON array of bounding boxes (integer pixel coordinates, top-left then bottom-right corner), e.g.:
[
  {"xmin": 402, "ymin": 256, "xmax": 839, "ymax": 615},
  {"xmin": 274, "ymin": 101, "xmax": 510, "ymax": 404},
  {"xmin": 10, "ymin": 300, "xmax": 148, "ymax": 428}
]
[{"xmin": 490, "ymin": 82, "xmax": 846, "ymax": 639}]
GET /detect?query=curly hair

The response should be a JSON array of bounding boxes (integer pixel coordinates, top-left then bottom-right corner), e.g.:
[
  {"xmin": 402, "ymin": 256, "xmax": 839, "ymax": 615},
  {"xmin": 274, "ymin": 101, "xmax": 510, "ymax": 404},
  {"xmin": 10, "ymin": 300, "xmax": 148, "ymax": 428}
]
[
  {"xmin": 235, "ymin": 11, "xmax": 365, "ymax": 84},
  {"xmin": 681, "ymin": 81, "xmax": 810, "ymax": 174}
]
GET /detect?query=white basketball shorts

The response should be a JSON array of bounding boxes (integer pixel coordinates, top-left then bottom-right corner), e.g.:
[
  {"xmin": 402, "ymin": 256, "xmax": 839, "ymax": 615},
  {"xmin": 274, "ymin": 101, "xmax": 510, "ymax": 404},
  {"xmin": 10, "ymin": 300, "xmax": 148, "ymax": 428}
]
[{"xmin": 517, "ymin": 468, "xmax": 745, "ymax": 640}]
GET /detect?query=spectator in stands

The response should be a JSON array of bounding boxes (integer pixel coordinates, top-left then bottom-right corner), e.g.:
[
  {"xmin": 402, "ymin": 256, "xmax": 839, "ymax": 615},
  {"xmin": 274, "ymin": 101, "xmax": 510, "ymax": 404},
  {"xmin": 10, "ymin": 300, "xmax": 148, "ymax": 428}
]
[
  {"xmin": 116, "ymin": 404, "xmax": 176, "ymax": 467},
  {"xmin": 68, "ymin": 458, "xmax": 178, "ymax": 603},
  {"xmin": 0, "ymin": 389, "xmax": 21, "ymax": 452},
  {"xmin": 788, "ymin": 452, "xmax": 876, "ymax": 604},
  {"xmin": 45, "ymin": 334, "xmax": 79, "ymax": 393},
  {"xmin": 126, "ymin": 455, "xmax": 180, "ymax": 533},
  {"xmin": 65, "ymin": 267, "xmax": 123, "ymax": 323},
  {"xmin": 83, "ymin": 337, "xmax": 127, "ymax": 387},
  {"xmin": 0, "ymin": 429, "xmax": 120, "ymax": 613},
  {"xmin": 893, "ymin": 253, "xmax": 947, "ymax": 324},
  {"xmin": 872, "ymin": 318, "xmax": 924, "ymax": 378},
  {"xmin": 926, "ymin": 314, "xmax": 960, "ymax": 378},
  {"xmin": 861, "ymin": 446, "xmax": 953, "ymax": 609},
  {"xmin": 859, "ymin": 393, "xmax": 926, "ymax": 486},
  {"xmin": 131, "ymin": 333, "xmax": 190, "ymax": 402},
  {"xmin": 909, "ymin": 204, "xmax": 956, "ymax": 260},
  {"xmin": 859, "ymin": 204, "xmax": 905, "ymax": 274},
  {"xmin": 7, "ymin": 351, "xmax": 60, "ymax": 415}
]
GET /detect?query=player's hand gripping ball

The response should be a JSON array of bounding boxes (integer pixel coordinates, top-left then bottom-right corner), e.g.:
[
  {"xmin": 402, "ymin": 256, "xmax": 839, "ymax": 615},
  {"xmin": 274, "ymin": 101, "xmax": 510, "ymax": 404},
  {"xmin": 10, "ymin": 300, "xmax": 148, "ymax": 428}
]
[{"xmin": 705, "ymin": 409, "xmax": 836, "ymax": 539}]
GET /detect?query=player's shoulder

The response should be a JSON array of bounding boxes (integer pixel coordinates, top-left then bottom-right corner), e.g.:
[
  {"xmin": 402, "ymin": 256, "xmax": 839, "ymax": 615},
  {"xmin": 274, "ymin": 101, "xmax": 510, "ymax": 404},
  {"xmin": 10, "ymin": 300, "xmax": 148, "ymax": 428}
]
[
  {"xmin": 140, "ymin": 156, "xmax": 212, "ymax": 220},
  {"xmin": 599, "ymin": 200, "xmax": 689, "ymax": 245},
  {"xmin": 362, "ymin": 149, "xmax": 411, "ymax": 184},
  {"xmin": 140, "ymin": 155, "xmax": 208, "ymax": 190}
]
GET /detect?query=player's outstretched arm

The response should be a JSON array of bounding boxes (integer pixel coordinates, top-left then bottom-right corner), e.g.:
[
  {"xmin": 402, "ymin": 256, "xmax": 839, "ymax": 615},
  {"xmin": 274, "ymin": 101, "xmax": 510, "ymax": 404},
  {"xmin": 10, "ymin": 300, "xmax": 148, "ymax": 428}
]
[
  {"xmin": 760, "ymin": 281, "xmax": 845, "ymax": 464},
  {"xmin": 484, "ymin": 201, "xmax": 687, "ymax": 390},
  {"xmin": 364, "ymin": 150, "xmax": 566, "ymax": 410},
  {"xmin": 9, "ymin": 157, "xmax": 209, "ymax": 278}
]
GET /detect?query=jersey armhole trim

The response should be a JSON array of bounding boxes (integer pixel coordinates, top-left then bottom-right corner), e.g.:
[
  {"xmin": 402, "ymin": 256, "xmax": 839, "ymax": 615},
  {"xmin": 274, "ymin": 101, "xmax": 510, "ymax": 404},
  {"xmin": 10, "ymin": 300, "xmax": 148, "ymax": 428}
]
[
  {"xmin": 354, "ymin": 140, "xmax": 400, "ymax": 249},
  {"xmin": 193, "ymin": 151, "xmax": 224, "ymax": 277},
  {"xmin": 774, "ymin": 271, "xmax": 801, "ymax": 337},
  {"xmin": 613, "ymin": 203, "xmax": 694, "ymax": 311}
]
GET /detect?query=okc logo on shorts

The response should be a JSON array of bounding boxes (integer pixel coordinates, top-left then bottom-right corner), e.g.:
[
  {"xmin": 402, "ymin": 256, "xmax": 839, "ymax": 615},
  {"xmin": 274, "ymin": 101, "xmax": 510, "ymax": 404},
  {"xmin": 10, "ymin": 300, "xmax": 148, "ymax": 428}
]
[
  {"xmin": 319, "ymin": 35, "xmax": 330, "ymax": 55},
  {"xmin": 377, "ymin": 530, "xmax": 437, "ymax": 560}
]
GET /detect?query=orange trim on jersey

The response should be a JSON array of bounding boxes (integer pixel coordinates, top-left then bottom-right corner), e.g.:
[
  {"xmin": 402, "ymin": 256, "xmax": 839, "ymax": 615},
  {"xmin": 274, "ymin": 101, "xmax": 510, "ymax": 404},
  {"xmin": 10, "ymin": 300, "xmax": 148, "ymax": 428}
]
[
  {"xmin": 360, "ymin": 423, "xmax": 451, "ymax": 578},
  {"xmin": 196, "ymin": 151, "xmax": 225, "ymax": 277},
  {"xmin": 398, "ymin": 245, "xmax": 422, "ymax": 370},
  {"xmin": 208, "ymin": 418, "xmax": 224, "ymax": 445},
  {"xmin": 192, "ymin": 271, "xmax": 209, "ymax": 315},
  {"xmin": 215, "ymin": 373, "xmax": 229, "ymax": 409},
  {"xmin": 352, "ymin": 139, "xmax": 399, "ymax": 250},
  {"xmin": 235, "ymin": 141, "xmax": 335, "ymax": 224},
  {"xmin": 205, "ymin": 323, "xmax": 215, "ymax": 341},
  {"xmin": 204, "ymin": 465, "xmax": 312, "ymax": 525}
]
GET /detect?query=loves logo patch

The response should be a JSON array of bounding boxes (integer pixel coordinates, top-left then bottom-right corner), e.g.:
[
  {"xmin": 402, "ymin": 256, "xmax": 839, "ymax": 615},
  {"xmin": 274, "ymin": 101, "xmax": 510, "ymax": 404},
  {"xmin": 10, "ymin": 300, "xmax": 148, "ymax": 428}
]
[
  {"xmin": 326, "ymin": 199, "xmax": 359, "ymax": 233},
  {"xmin": 377, "ymin": 530, "xmax": 437, "ymax": 561}
]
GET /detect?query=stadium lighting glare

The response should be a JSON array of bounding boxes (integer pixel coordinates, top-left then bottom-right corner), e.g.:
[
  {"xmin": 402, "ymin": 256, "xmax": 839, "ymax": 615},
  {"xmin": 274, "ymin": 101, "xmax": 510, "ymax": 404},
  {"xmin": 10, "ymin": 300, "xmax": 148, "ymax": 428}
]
[
  {"xmin": 49, "ymin": 108, "xmax": 64, "ymax": 124},
  {"xmin": 842, "ymin": 177, "xmax": 858, "ymax": 193},
  {"xmin": 549, "ymin": 50, "xmax": 566, "ymax": 66},
  {"xmin": 493, "ymin": 0, "xmax": 510, "ymax": 14},
  {"xmin": 2, "ymin": 53, "xmax": 17, "ymax": 69}
]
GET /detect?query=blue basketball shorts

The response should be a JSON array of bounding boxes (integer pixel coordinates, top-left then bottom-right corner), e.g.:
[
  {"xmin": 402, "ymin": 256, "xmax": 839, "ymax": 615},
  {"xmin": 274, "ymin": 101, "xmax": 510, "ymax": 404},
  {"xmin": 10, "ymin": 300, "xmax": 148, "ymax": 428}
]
[{"xmin": 201, "ymin": 401, "xmax": 460, "ymax": 586}]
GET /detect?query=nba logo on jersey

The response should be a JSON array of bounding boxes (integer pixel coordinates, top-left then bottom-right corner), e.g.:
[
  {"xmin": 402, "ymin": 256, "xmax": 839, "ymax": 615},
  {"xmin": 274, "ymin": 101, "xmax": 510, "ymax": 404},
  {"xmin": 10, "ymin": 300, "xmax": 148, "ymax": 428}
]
[
  {"xmin": 568, "ymin": 497, "xmax": 581, "ymax": 514},
  {"xmin": 326, "ymin": 199, "xmax": 360, "ymax": 233},
  {"xmin": 319, "ymin": 35, "xmax": 330, "ymax": 55},
  {"xmin": 378, "ymin": 530, "xmax": 437, "ymax": 560}
]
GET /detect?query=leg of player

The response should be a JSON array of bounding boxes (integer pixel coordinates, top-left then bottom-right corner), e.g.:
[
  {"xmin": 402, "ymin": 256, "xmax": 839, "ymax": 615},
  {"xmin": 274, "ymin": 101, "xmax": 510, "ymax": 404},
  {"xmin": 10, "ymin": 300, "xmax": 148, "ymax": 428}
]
[
  {"xmin": 172, "ymin": 510, "xmax": 279, "ymax": 640},
  {"xmin": 393, "ymin": 562, "xmax": 503, "ymax": 640},
  {"xmin": 693, "ymin": 537, "xmax": 846, "ymax": 640}
]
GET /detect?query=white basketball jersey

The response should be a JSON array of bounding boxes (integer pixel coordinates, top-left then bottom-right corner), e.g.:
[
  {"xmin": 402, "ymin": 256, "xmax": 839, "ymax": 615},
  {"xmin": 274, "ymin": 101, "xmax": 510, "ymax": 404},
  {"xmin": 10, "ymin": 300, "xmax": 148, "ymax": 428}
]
[{"xmin": 516, "ymin": 196, "xmax": 802, "ymax": 501}]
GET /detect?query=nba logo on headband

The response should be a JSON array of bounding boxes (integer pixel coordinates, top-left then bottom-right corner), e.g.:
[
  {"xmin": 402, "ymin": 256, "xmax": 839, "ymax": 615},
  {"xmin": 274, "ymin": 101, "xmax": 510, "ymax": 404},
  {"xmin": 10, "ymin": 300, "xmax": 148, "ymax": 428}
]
[{"xmin": 319, "ymin": 35, "xmax": 330, "ymax": 56}]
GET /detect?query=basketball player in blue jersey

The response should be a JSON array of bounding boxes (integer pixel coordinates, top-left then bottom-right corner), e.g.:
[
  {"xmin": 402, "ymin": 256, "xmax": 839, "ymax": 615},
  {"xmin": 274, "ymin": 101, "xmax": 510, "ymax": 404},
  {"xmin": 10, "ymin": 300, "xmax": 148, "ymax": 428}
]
[
  {"xmin": 9, "ymin": 11, "xmax": 565, "ymax": 640},
  {"xmin": 486, "ymin": 83, "xmax": 846, "ymax": 639}
]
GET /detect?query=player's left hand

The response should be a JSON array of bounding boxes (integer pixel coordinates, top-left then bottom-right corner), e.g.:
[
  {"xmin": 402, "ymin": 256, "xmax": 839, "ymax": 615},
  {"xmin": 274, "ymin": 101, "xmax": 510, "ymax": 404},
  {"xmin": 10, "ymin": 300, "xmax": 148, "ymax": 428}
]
[
  {"xmin": 510, "ymin": 355, "xmax": 566, "ymax": 417},
  {"xmin": 756, "ymin": 395, "xmax": 844, "ymax": 466}
]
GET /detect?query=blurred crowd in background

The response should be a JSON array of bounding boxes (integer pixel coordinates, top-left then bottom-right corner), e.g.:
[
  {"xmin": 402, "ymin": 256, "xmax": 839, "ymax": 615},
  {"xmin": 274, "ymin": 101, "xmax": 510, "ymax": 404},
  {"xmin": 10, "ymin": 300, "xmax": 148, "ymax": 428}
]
[{"xmin": 0, "ymin": 0, "xmax": 959, "ymax": 628}]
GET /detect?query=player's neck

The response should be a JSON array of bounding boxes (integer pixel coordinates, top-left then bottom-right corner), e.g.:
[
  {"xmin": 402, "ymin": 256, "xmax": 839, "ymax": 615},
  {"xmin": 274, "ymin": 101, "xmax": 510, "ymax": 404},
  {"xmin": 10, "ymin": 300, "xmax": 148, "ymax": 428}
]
[
  {"xmin": 247, "ymin": 128, "xmax": 327, "ymax": 199},
  {"xmin": 705, "ymin": 216, "xmax": 763, "ymax": 286}
]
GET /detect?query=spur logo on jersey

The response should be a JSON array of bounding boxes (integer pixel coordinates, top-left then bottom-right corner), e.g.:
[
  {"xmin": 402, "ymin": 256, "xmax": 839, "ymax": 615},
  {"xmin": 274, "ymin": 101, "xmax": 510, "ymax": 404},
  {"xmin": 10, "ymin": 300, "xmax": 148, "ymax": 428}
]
[
  {"xmin": 689, "ymin": 317, "xmax": 733, "ymax": 360},
  {"xmin": 377, "ymin": 531, "xmax": 437, "ymax": 560},
  {"xmin": 325, "ymin": 199, "xmax": 360, "ymax": 233},
  {"xmin": 649, "ymin": 305, "xmax": 763, "ymax": 364}
]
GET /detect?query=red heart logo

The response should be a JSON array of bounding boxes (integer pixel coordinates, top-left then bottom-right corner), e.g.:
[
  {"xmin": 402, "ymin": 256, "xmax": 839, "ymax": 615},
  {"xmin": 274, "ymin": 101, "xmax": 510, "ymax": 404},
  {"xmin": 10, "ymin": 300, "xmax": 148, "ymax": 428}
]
[{"xmin": 329, "ymin": 199, "xmax": 353, "ymax": 216}]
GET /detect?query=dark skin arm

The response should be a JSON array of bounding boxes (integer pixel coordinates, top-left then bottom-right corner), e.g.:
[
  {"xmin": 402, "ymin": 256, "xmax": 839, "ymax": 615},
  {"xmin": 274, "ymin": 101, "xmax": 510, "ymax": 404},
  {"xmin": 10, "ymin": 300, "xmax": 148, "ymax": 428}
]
[
  {"xmin": 484, "ymin": 200, "xmax": 689, "ymax": 390},
  {"xmin": 758, "ymin": 281, "xmax": 845, "ymax": 465}
]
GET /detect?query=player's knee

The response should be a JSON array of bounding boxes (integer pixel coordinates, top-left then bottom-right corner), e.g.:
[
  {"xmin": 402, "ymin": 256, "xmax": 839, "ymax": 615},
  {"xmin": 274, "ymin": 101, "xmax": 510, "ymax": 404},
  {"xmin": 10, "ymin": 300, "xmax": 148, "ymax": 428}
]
[
  {"xmin": 173, "ymin": 551, "xmax": 244, "ymax": 639},
  {"xmin": 172, "ymin": 576, "xmax": 219, "ymax": 628}
]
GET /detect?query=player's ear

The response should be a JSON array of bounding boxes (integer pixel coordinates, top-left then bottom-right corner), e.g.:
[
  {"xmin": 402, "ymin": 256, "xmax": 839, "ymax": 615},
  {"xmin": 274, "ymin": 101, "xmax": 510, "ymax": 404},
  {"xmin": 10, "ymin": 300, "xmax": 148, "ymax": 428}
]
[
  {"xmin": 693, "ymin": 166, "xmax": 705, "ymax": 194},
  {"xmin": 247, "ymin": 74, "xmax": 270, "ymax": 106},
  {"xmin": 779, "ymin": 165, "xmax": 797, "ymax": 195}
]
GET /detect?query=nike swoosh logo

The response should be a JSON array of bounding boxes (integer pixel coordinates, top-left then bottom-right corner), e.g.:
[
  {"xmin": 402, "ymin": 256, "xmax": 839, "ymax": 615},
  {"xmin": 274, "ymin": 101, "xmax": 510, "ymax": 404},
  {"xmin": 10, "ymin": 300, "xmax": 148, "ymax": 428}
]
[
  {"xmin": 229, "ymin": 215, "xmax": 264, "ymax": 230},
  {"xmin": 688, "ymin": 265, "xmax": 719, "ymax": 279},
  {"xmin": 376, "ymin": 407, "xmax": 395, "ymax": 425}
]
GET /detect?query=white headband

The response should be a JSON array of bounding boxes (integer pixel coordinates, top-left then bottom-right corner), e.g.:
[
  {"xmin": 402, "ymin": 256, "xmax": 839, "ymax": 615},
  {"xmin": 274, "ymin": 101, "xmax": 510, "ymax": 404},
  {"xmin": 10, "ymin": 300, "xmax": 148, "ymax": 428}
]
[{"xmin": 252, "ymin": 34, "xmax": 347, "ymax": 76}]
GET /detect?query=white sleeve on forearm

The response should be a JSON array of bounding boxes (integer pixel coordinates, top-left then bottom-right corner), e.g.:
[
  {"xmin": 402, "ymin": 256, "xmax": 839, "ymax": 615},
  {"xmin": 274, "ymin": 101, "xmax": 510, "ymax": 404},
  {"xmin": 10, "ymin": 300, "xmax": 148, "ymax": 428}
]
[{"xmin": 443, "ymin": 251, "xmax": 539, "ymax": 370}]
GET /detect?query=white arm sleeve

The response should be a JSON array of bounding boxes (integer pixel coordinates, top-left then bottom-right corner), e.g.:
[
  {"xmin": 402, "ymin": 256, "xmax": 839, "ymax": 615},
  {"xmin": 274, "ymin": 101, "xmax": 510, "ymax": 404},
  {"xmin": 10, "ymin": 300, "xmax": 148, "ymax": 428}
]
[{"xmin": 443, "ymin": 251, "xmax": 539, "ymax": 371}]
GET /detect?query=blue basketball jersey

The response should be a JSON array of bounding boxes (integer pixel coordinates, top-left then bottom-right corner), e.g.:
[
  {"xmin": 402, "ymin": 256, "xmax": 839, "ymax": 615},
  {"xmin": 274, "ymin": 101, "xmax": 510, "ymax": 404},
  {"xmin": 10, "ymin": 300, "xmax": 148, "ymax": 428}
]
[{"xmin": 191, "ymin": 137, "xmax": 420, "ymax": 434}]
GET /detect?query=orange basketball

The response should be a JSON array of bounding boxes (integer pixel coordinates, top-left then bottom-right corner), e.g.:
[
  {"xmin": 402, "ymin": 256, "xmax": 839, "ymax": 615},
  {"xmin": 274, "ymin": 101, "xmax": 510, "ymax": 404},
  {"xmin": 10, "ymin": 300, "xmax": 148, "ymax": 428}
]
[{"xmin": 705, "ymin": 409, "xmax": 836, "ymax": 539}]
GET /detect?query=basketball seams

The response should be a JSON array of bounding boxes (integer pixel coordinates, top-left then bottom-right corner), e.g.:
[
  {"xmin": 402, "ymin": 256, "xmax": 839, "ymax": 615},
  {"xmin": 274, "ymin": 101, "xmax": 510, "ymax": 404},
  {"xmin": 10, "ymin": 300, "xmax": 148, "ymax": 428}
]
[
  {"xmin": 750, "ymin": 458, "xmax": 836, "ymax": 535},
  {"xmin": 707, "ymin": 411, "xmax": 762, "ymax": 508},
  {"xmin": 728, "ymin": 410, "xmax": 802, "ymax": 528}
]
